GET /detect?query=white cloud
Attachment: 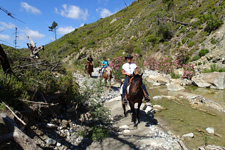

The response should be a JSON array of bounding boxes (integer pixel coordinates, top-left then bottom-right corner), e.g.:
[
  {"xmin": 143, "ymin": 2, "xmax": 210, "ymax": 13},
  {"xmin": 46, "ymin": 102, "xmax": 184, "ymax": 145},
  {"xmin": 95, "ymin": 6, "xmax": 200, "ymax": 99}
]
[
  {"xmin": 55, "ymin": 4, "xmax": 88, "ymax": 20},
  {"xmin": 97, "ymin": 8, "xmax": 112, "ymax": 18},
  {"xmin": 80, "ymin": 23, "xmax": 84, "ymax": 27},
  {"xmin": 20, "ymin": 27, "xmax": 45, "ymax": 40},
  {"xmin": 0, "ymin": 34, "xmax": 10, "ymax": 40},
  {"xmin": 57, "ymin": 26, "xmax": 75, "ymax": 35},
  {"xmin": 0, "ymin": 22, "xmax": 16, "ymax": 29},
  {"xmin": 20, "ymin": 2, "xmax": 41, "ymax": 14}
]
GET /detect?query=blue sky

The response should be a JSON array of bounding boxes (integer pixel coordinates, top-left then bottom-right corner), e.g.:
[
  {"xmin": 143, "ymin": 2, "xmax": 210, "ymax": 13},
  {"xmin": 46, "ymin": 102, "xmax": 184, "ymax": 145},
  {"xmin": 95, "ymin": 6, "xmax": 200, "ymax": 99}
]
[{"xmin": 0, "ymin": 0, "xmax": 135, "ymax": 48}]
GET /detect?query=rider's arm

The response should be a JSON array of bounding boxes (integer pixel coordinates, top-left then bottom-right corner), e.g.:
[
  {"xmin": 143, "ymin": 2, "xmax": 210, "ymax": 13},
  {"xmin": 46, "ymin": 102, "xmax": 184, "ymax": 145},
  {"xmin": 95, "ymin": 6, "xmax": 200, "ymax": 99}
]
[
  {"xmin": 122, "ymin": 69, "xmax": 131, "ymax": 76},
  {"xmin": 135, "ymin": 68, "xmax": 138, "ymax": 75}
]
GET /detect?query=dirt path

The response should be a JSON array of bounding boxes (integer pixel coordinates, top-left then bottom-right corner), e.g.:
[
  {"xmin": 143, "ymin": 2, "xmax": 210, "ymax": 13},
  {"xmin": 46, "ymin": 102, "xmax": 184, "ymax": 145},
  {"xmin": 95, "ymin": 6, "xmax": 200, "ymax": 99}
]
[{"xmin": 76, "ymin": 68, "xmax": 187, "ymax": 150}]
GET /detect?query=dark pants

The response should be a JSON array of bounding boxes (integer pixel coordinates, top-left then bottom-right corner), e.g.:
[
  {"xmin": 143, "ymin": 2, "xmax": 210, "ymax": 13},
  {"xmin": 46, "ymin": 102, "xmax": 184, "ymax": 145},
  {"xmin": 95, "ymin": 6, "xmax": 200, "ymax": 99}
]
[{"xmin": 122, "ymin": 76, "xmax": 149, "ymax": 100}]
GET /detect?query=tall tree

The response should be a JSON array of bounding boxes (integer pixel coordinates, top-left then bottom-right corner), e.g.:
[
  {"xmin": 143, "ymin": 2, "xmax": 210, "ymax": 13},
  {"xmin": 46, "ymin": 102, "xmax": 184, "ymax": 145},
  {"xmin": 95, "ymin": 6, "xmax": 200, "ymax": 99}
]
[{"xmin": 48, "ymin": 21, "xmax": 58, "ymax": 40}]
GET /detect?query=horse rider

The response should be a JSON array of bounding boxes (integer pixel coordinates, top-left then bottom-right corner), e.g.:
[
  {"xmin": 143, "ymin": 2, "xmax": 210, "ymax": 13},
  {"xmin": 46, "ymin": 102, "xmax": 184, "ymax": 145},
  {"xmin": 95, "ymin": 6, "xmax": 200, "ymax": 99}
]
[
  {"xmin": 85, "ymin": 55, "xmax": 94, "ymax": 72},
  {"xmin": 99, "ymin": 56, "xmax": 111, "ymax": 76},
  {"xmin": 122, "ymin": 54, "xmax": 150, "ymax": 104}
]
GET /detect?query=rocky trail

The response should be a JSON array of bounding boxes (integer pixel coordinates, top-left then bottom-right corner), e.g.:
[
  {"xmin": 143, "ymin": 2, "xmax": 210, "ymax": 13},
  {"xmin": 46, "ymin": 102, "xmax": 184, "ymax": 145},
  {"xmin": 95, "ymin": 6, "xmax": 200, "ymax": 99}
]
[{"xmin": 73, "ymin": 68, "xmax": 187, "ymax": 150}]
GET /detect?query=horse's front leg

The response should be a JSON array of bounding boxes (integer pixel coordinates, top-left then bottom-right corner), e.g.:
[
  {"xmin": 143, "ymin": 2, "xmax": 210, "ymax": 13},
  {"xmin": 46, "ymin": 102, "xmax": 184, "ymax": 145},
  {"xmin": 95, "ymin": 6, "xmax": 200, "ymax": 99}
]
[
  {"xmin": 129, "ymin": 101, "xmax": 136, "ymax": 124},
  {"xmin": 104, "ymin": 79, "xmax": 107, "ymax": 87},
  {"xmin": 137, "ymin": 102, "xmax": 142, "ymax": 124}
]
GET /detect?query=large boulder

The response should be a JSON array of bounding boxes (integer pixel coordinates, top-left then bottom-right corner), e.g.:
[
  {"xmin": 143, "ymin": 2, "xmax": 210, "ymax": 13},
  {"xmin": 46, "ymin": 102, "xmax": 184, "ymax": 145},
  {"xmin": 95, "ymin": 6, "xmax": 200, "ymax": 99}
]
[
  {"xmin": 147, "ymin": 74, "xmax": 171, "ymax": 85},
  {"xmin": 192, "ymin": 72, "xmax": 225, "ymax": 89},
  {"xmin": 167, "ymin": 83, "xmax": 185, "ymax": 91}
]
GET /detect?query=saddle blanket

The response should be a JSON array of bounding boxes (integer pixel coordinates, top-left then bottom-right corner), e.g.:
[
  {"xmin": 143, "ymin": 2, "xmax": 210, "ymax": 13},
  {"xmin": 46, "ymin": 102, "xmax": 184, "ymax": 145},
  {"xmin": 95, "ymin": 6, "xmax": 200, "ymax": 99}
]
[{"xmin": 120, "ymin": 84, "xmax": 130, "ymax": 95}]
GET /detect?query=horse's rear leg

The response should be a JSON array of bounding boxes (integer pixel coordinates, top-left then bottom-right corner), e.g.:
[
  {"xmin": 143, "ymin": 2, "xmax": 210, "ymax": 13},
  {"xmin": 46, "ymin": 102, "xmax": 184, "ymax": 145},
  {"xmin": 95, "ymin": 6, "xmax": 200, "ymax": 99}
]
[{"xmin": 121, "ymin": 95, "xmax": 126, "ymax": 116}]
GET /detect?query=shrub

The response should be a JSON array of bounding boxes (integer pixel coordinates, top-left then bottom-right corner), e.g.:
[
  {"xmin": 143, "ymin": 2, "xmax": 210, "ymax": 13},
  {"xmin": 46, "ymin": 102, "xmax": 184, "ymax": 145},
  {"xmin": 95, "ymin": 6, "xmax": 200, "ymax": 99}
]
[
  {"xmin": 147, "ymin": 35, "xmax": 159, "ymax": 46},
  {"xmin": 187, "ymin": 31, "xmax": 197, "ymax": 38},
  {"xmin": 182, "ymin": 38, "xmax": 188, "ymax": 44},
  {"xmin": 87, "ymin": 30, "xmax": 93, "ymax": 35},
  {"xmin": 179, "ymin": 26, "xmax": 186, "ymax": 33},
  {"xmin": 188, "ymin": 41, "xmax": 194, "ymax": 47},
  {"xmin": 171, "ymin": 71, "xmax": 180, "ymax": 79},
  {"xmin": 199, "ymin": 49, "xmax": 209, "ymax": 57},
  {"xmin": 174, "ymin": 48, "xmax": 189, "ymax": 68},
  {"xmin": 158, "ymin": 24, "xmax": 173, "ymax": 40},
  {"xmin": 210, "ymin": 37, "xmax": 217, "ymax": 44},
  {"xmin": 192, "ymin": 55, "xmax": 200, "ymax": 61},
  {"xmin": 202, "ymin": 64, "xmax": 225, "ymax": 73},
  {"xmin": 204, "ymin": 15, "xmax": 223, "ymax": 33},
  {"xmin": 182, "ymin": 64, "xmax": 195, "ymax": 79}
]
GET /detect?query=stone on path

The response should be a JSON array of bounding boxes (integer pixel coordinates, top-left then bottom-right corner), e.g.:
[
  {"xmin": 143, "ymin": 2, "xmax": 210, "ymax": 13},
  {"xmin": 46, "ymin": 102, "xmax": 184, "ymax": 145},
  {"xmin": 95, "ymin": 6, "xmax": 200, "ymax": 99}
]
[
  {"xmin": 206, "ymin": 127, "xmax": 214, "ymax": 134},
  {"xmin": 182, "ymin": 133, "xmax": 194, "ymax": 139}
]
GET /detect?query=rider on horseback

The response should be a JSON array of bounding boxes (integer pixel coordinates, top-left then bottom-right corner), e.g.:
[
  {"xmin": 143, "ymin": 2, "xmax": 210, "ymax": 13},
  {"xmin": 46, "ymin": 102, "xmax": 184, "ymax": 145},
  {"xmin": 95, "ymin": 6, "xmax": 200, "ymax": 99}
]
[
  {"xmin": 85, "ymin": 55, "xmax": 94, "ymax": 72},
  {"xmin": 99, "ymin": 56, "xmax": 111, "ymax": 76},
  {"xmin": 122, "ymin": 54, "xmax": 150, "ymax": 104}
]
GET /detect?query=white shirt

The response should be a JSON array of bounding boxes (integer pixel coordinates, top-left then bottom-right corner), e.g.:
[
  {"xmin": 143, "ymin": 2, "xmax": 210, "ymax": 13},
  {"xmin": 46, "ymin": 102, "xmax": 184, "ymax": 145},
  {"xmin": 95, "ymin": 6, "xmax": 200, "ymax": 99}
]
[{"xmin": 122, "ymin": 63, "xmax": 137, "ymax": 74}]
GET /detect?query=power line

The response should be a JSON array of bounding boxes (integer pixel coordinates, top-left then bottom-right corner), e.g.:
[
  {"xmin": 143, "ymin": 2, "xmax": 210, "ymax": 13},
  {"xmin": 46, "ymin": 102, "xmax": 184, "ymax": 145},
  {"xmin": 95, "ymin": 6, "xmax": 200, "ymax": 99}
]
[{"xmin": 0, "ymin": 5, "xmax": 25, "ymax": 23}]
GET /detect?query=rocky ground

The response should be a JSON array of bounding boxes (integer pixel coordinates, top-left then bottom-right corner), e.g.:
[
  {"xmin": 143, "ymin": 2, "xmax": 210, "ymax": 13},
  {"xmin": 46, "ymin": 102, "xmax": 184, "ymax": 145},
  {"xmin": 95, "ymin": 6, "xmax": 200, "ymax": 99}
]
[
  {"xmin": 1, "ymin": 67, "xmax": 224, "ymax": 150},
  {"xmin": 71, "ymin": 67, "xmax": 188, "ymax": 150}
]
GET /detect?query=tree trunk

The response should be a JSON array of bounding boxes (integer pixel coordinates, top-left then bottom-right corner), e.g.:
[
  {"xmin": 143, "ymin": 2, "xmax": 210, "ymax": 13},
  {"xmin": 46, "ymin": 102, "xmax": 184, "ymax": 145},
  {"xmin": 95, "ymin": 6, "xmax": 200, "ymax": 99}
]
[
  {"xmin": 0, "ymin": 45, "xmax": 12, "ymax": 74},
  {"xmin": 0, "ymin": 113, "xmax": 41, "ymax": 150}
]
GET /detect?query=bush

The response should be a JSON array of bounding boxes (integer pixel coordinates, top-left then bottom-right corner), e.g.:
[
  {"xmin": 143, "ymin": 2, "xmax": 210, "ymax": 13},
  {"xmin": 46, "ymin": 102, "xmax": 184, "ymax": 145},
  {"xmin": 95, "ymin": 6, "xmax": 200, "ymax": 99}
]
[
  {"xmin": 182, "ymin": 38, "xmax": 188, "ymax": 44},
  {"xmin": 204, "ymin": 15, "xmax": 223, "ymax": 33},
  {"xmin": 202, "ymin": 64, "xmax": 225, "ymax": 73},
  {"xmin": 171, "ymin": 71, "xmax": 180, "ymax": 79},
  {"xmin": 158, "ymin": 24, "xmax": 173, "ymax": 40},
  {"xmin": 188, "ymin": 41, "xmax": 194, "ymax": 47},
  {"xmin": 187, "ymin": 31, "xmax": 197, "ymax": 38},
  {"xmin": 199, "ymin": 49, "xmax": 209, "ymax": 57},
  {"xmin": 192, "ymin": 55, "xmax": 200, "ymax": 61},
  {"xmin": 147, "ymin": 35, "xmax": 159, "ymax": 46},
  {"xmin": 210, "ymin": 37, "xmax": 217, "ymax": 44}
]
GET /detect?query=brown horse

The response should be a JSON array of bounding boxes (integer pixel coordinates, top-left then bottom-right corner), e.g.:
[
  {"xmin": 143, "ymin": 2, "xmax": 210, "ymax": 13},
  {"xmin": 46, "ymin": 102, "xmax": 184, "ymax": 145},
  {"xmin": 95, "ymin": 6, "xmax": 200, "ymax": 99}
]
[
  {"xmin": 123, "ymin": 73, "xmax": 144, "ymax": 127},
  {"xmin": 86, "ymin": 61, "xmax": 93, "ymax": 77},
  {"xmin": 100, "ymin": 67, "xmax": 112, "ymax": 88}
]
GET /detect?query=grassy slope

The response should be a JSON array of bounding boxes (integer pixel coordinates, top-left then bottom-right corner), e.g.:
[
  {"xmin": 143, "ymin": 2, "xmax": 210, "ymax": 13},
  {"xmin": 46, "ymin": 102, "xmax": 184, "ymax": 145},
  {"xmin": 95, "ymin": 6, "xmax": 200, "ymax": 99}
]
[{"xmin": 40, "ymin": 0, "xmax": 224, "ymax": 65}]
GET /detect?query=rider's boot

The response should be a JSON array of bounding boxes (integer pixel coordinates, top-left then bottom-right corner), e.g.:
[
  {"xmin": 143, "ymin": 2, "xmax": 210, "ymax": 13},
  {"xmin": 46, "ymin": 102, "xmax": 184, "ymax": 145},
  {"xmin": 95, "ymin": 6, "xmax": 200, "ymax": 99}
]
[{"xmin": 123, "ymin": 93, "xmax": 128, "ymax": 105}]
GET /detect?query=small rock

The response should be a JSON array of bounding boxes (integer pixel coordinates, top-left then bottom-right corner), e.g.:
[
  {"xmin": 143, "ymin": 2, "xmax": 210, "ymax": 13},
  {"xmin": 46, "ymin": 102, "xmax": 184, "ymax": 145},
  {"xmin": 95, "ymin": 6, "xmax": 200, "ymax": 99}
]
[
  {"xmin": 122, "ymin": 129, "xmax": 130, "ymax": 135},
  {"xmin": 46, "ymin": 123, "xmax": 57, "ymax": 128},
  {"xmin": 119, "ymin": 125, "xmax": 129, "ymax": 130},
  {"xmin": 153, "ymin": 96, "xmax": 163, "ymax": 100},
  {"xmin": 153, "ymin": 105, "xmax": 166, "ymax": 110},
  {"xmin": 61, "ymin": 119, "xmax": 68, "ymax": 128},
  {"xmin": 56, "ymin": 142, "xmax": 61, "ymax": 147},
  {"xmin": 46, "ymin": 138, "xmax": 57, "ymax": 146},
  {"xmin": 182, "ymin": 133, "xmax": 194, "ymax": 139},
  {"xmin": 206, "ymin": 127, "xmax": 214, "ymax": 134},
  {"xmin": 153, "ymin": 82, "xmax": 161, "ymax": 86}
]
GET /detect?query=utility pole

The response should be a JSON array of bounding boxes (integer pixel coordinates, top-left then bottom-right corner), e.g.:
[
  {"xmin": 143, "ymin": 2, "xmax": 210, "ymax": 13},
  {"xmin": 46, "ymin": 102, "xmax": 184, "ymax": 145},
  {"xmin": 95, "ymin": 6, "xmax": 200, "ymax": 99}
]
[{"xmin": 14, "ymin": 27, "xmax": 18, "ymax": 49}]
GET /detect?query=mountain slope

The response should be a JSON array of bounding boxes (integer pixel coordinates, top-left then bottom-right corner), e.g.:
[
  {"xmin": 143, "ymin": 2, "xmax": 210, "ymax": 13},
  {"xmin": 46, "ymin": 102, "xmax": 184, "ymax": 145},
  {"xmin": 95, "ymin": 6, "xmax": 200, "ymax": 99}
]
[{"xmin": 41, "ymin": 0, "xmax": 225, "ymax": 68}]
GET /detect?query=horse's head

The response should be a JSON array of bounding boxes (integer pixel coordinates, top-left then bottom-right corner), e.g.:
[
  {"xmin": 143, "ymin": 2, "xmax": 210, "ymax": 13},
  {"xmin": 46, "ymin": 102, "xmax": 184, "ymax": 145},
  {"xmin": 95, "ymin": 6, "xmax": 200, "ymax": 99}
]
[{"xmin": 130, "ymin": 73, "xmax": 143, "ymax": 95}]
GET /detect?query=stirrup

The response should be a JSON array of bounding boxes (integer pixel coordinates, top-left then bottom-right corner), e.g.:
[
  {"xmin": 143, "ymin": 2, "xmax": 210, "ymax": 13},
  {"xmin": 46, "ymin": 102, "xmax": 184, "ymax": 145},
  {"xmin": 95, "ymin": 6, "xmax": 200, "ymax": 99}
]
[
  {"xmin": 122, "ymin": 98, "xmax": 128, "ymax": 105},
  {"xmin": 144, "ymin": 96, "xmax": 151, "ymax": 102}
]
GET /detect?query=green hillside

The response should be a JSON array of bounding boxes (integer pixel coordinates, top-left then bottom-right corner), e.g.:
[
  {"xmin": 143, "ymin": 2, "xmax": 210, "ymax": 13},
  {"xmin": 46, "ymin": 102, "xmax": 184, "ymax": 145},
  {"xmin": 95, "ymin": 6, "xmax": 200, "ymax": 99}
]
[{"xmin": 41, "ymin": 0, "xmax": 224, "ymax": 65}]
